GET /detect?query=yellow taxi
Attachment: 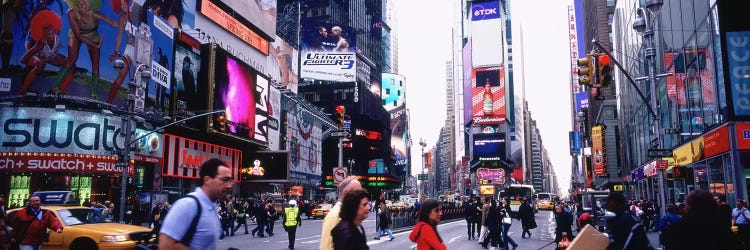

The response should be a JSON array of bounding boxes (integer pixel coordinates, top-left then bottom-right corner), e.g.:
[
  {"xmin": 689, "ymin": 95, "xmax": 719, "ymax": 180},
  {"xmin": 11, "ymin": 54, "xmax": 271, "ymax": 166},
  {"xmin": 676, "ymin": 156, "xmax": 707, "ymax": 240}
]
[
  {"xmin": 537, "ymin": 200, "xmax": 555, "ymax": 210},
  {"xmin": 311, "ymin": 204, "xmax": 334, "ymax": 219},
  {"xmin": 7, "ymin": 206, "xmax": 154, "ymax": 250}
]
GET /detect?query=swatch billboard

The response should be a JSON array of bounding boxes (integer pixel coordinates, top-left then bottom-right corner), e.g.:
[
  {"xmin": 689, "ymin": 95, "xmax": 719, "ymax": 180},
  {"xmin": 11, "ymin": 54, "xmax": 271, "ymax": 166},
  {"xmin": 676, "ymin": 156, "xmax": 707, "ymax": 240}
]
[
  {"xmin": 0, "ymin": 1, "xmax": 176, "ymax": 113},
  {"xmin": 206, "ymin": 44, "xmax": 270, "ymax": 145},
  {"xmin": 471, "ymin": 67, "xmax": 506, "ymax": 124}
]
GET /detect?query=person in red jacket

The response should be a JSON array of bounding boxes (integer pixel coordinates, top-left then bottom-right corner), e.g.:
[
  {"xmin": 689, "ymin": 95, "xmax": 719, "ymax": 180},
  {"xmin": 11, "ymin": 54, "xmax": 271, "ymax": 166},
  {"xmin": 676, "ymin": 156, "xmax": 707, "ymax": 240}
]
[
  {"xmin": 9, "ymin": 195, "xmax": 63, "ymax": 250},
  {"xmin": 409, "ymin": 199, "xmax": 446, "ymax": 250}
]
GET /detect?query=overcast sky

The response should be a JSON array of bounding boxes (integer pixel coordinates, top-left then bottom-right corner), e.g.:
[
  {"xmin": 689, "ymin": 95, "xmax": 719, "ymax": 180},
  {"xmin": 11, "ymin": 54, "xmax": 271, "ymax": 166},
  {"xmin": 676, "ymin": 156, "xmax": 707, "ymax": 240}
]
[{"xmin": 396, "ymin": 0, "xmax": 573, "ymax": 194}]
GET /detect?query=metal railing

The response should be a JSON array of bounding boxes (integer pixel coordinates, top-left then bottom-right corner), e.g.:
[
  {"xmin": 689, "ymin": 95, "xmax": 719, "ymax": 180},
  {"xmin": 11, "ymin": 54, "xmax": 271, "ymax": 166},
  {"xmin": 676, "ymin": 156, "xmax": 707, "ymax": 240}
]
[{"xmin": 387, "ymin": 207, "xmax": 464, "ymax": 229}]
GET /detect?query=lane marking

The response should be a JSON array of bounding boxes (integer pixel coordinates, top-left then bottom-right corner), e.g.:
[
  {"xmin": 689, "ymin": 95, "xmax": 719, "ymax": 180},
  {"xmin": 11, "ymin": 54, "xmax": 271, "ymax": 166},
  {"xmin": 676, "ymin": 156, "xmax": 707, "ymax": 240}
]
[
  {"xmin": 366, "ymin": 220, "xmax": 465, "ymax": 246},
  {"xmin": 446, "ymin": 235, "xmax": 462, "ymax": 244}
]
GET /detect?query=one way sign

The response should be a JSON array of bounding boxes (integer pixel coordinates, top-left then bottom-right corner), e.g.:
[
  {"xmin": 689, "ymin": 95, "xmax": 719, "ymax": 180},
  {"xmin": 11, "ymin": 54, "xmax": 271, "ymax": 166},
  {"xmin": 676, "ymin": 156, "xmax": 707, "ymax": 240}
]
[{"xmin": 330, "ymin": 130, "xmax": 349, "ymax": 138}]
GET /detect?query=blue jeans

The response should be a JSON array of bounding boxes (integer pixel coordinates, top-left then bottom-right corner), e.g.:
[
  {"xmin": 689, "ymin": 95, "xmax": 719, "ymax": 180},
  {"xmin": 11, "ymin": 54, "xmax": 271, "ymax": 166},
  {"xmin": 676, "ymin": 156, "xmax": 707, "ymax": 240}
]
[
  {"xmin": 503, "ymin": 223, "xmax": 518, "ymax": 249},
  {"xmin": 376, "ymin": 226, "xmax": 394, "ymax": 239}
]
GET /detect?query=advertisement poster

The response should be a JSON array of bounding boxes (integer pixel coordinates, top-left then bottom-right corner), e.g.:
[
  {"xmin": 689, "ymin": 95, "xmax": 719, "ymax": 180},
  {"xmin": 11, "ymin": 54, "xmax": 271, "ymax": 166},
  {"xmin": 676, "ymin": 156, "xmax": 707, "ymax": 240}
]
[
  {"xmin": 472, "ymin": 133, "xmax": 506, "ymax": 162},
  {"xmin": 269, "ymin": 36, "xmax": 299, "ymax": 93},
  {"xmin": 209, "ymin": 0, "xmax": 277, "ymax": 38},
  {"xmin": 664, "ymin": 49, "xmax": 715, "ymax": 111},
  {"xmin": 471, "ymin": 67, "xmax": 506, "ymax": 124},
  {"xmin": 463, "ymin": 39, "xmax": 473, "ymax": 125},
  {"xmin": 470, "ymin": 1, "xmax": 503, "ymax": 67},
  {"xmin": 477, "ymin": 168, "xmax": 505, "ymax": 185},
  {"xmin": 146, "ymin": 12, "xmax": 174, "ymax": 114},
  {"xmin": 300, "ymin": 22, "xmax": 357, "ymax": 82},
  {"xmin": 285, "ymin": 98, "xmax": 323, "ymax": 185},
  {"xmin": 267, "ymin": 87, "xmax": 281, "ymax": 150},
  {"xmin": 591, "ymin": 125, "xmax": 606, "ymax": 176},
  {"xmin": 162, "ymin": 134, "xmax": 241, "ymax": 182},
  {"xmin": 241, "ymin": 151, "xmax": 288, "ymax": 182},
  {"xmin": 173, "ymin": 33, "xmax": 203, "ymax": 126},
  {"xmin": 0, "ymin": 0, "xmax": 183, "ymax": 113}
]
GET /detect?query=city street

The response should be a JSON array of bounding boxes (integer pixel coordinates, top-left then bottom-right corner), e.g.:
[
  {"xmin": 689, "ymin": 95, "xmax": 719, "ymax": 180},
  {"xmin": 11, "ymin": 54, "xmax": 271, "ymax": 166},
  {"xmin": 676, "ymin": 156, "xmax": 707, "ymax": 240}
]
[{"xmin": 218, "ymin": 211, "xmax": 560, "ymax": 250}]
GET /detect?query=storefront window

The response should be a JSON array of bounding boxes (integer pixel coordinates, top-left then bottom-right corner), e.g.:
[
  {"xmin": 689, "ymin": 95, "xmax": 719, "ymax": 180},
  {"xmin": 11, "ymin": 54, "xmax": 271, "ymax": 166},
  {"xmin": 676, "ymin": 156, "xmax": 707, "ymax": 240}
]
[
  {"xmin": 740, "ymin": 151, "xmax": 750, "ymax": 202},
  {"xmin": 708, "ymin": 156, "xmax": 726, "ymax": 194},
  {"xmin": 693, "ymin": 162, "xmax": 709, "ymax": 191}
]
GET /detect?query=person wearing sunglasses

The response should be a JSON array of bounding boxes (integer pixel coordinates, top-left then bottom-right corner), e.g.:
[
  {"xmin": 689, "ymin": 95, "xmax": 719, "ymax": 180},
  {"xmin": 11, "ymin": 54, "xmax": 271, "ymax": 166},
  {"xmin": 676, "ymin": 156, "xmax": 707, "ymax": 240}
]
[{"xmin": 159, "ymin": 158, "xmax": 234, "ymax": 250}]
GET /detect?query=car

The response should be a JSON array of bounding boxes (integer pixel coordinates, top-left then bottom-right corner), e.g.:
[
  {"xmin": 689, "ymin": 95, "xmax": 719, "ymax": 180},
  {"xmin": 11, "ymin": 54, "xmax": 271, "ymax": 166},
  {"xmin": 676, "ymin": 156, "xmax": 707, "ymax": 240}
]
[
  {"xmin": 311, "ymin": 204, "xmax": 334, "ymax": 219},
  {"xmin": 536, "ymin": 200, "xmax": 555, "ymax": 210},
  {"xmin": 7, "ymin": 205, "xmax": 154, "ymax": 250}
]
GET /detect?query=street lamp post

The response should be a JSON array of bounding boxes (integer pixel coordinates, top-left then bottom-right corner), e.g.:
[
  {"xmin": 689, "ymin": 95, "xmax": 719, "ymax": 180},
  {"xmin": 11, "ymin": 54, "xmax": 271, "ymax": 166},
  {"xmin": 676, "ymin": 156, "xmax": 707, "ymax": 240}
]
[
  {"xmin": 419, "ymin": 138, "xmax": 426, "ymax": 199},
  {"xmin": 633, "ymin": 0, "xmax": 666, "ymax": 217}
]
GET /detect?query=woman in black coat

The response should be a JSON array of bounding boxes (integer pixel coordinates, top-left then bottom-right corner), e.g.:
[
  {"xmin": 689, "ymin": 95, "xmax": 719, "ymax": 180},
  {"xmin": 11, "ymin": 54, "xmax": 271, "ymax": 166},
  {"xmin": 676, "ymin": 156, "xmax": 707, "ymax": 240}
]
[
  {"xmin": 332, "ymin": 189, "xmax": 371, "ymax": 250},
  {"xmin": 518, "ymin": 198, "xmax": 536, "ymax": 238}
]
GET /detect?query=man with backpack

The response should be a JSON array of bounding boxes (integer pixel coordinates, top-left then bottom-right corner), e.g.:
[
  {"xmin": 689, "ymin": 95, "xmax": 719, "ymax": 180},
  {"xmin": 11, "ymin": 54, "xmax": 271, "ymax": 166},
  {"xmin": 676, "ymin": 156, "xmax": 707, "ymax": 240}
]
[
  {"xmin": 159, "ymin": 158, "xmax": 233, "ymax": 250},
  {"xmin": 605, "ymin": 193, "xmax": 652, "ymax": 250},
  {"xmin": 655, "ymin": 205, "xmax": 681, "ymax": 249}
]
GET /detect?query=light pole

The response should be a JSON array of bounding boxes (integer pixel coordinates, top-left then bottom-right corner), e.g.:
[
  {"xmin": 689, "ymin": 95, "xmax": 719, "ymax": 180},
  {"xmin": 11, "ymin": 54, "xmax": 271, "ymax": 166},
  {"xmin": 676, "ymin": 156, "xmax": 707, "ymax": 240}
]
[
  {"xmin": 419, "ymin": 138, "xmax": 426, "ymax": 199},
  {"xmin": 633, "ymin": 0, "xmax": 666, "ymax": 217}
]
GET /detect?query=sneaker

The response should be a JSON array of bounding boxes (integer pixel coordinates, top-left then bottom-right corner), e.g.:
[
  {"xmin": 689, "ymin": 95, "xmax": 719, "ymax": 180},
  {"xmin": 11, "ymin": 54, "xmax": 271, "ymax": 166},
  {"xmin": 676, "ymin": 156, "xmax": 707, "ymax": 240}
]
[
  {"xmin": 390, "ymin": 237, "xmax": 395, "ymax": 241},
  {"xmin": 374, "ymin": 237, "xmax": 380, "ymax": 240}
]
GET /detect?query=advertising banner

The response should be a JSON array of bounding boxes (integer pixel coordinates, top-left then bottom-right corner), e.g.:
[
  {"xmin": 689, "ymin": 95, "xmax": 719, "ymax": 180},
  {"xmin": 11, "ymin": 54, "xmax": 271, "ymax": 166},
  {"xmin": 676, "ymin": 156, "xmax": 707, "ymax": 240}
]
[
  {"xmin": 301, "ymin": 52, "xmax": 356, "ymax": 82},
  {"xmin": 132, "ymin": 128, "xmax": 164, "ymax": 164},
  {"xmin": 717, "ymin": 1, "xmax": 750, "ymax": 118},
  {"xmin": 267, "ymin": 87, "xmax": 281, "ymax": 150},
  {"xmin": 703, "ymin": 124, "xmax": 729, "ymax": 158},
  {"xmin": 472, "ymin": 133, "xmax": 506, "ymax": 162},
  {"xmin": 0, "ymin": 154, "xmax": 121, "ymax": 175},
  {"xmin": 663, "ymin": 49, "xmax": 716, "ymax": 112},
  {"xmin": 285, "ymin": 97, "xmax": 323, "ymax": 185},
  {"xmin": 591, "ymin": 125, "xmax": 606, "ymax": 176},
  {"xmin": 569, "ymin": 1, "xmax": 586, "ymax": 94},
  {"xmin": 301, "ymin": 22, "xmax": 357, "ymax": 53},
  {"xmin": 673, "ymin": 136, "xmax": 704, "ymax": 165},
  {"xmin": 470, "ymin": 1, "xmax": 503, "ymax": 67},
  {"xmin": 207, "ymin": 0, "xmax": 276, "ymax": 39},
  {"xmin": 0, "ymin": 106, "xmax": 125, "ymax": 155},
  {"xmin": 269, "ymin": 36, "xmax": 299, "ymax": 93},
  {"xmin": 241, "ymin": 151, "xmax": 288, "ymax": 182},
  {"xmin": 477, "ymin": 168, "xmax": 505, "ymax": 185},
  {"xmin": 163, "ymin": 134, "xmax": 241, "ymax": 182},
  {"xmin": 208, "ymin": 45, "xmax": 271, "ymax": 145},
  {"xmin": 575, "ymin": 92, "xmax": 589, "ymax": 114},
  {"xmin": 147, "ymin": 12, "xmax": 174, "ymax": 114},
  {"xmin": 173, "ymin": 33, "xmax": 204, "ymax": 127},
  {"xmin": 0, "ymin": 1, "xmax": 180, "ymax": 112},
  {"xmin": 479, "ymin": 185, "xmax": 496, "ymax": 195},
  {"xmin": 463, "ymin": 39, "xmax": 473, "ymax": 125},
  {"xmin": 471, "ymin": 67, "xmax": 506, "ymax": 124},
  {"xmin": 199, "ymin": 0, "xmax": 269, "ymax": 55},
  {"xmin": 737, "ymin": 123, "xmax": 750, "ymax": 150},
  {"xmin": 389, "ymin": 105, "xmax": 408, "ymax": 174}
]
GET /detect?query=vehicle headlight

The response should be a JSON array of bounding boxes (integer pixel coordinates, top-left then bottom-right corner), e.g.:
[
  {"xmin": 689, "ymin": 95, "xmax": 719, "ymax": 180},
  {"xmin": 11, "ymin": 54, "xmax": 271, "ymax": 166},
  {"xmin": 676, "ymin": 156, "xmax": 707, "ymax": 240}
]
[{"xmin": 101, "ymin": 235, "xmax": 129, "ymax": 242}]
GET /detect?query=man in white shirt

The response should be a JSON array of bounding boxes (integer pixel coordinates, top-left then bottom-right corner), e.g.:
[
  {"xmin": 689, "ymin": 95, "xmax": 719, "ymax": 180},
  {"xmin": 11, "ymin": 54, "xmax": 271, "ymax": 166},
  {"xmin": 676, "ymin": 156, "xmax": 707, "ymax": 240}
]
[{"xmin": 319, "ymin": 176, "xmax": 362, "ymax": 250}]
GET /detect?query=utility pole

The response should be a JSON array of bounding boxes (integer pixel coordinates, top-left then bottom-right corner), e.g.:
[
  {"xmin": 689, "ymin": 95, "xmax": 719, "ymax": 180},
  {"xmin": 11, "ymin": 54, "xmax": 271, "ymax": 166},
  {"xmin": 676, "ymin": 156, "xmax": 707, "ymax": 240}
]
[{"xmin": 419, "ymin": 138, "xmax": 427, "ymax": 199}]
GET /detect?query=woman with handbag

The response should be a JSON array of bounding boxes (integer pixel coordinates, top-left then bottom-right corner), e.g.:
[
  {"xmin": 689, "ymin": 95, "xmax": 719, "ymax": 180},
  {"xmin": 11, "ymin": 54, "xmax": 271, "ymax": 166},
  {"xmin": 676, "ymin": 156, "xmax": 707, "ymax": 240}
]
[
  {"xmin": 501, "ymin": 198, "xmax": 518, "ymax": 250},
  {"xmin": 409, "ymin": 199, "xmax": 446, "ymax": 250}
]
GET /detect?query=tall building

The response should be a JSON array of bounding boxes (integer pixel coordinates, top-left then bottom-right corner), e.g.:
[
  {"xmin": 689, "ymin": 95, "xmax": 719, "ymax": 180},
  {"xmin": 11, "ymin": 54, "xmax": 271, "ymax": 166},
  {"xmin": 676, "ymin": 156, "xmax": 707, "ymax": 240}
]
[
  {"xmin": 444, "ymin": 61, "xmax": 457, "ymax": 192},
  {"xmin": 529, "ymin": 119, "xmax": 544, "ymax": 192}
]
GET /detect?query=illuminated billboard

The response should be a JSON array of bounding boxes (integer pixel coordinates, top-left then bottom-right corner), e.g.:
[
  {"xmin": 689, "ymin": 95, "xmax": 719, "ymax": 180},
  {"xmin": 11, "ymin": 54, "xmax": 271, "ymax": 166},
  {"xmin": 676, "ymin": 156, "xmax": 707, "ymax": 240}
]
[
  {"xmin": 299, "ymin": 22, "xmax": 357, "ymax": 82},
  {"xmin": 471, "ymin": 67, "xmax": 506, "ymax": 124},
  {"xmin": 173, "ymin": 33, "xmax": 204, "ymax": 128},
  {"xmin": 591, "ymin": 125, "xmax": 606, "ymax": 176},
  {"xmin": 470, "ymin": 1, "xmax": 503, "ymax": 67},
  {"xmin": 241, "ymin": 151, "xmax": 289, "ymax": 182},
  {"xmin": 199, "ymin": 0, "xmax": 269, "ymax": 55},
  {"xmin": 207, "ymin": 0, "xmax": 277, "ymax": 39},
  {"xmin": 207, "ymin": 44, "xmax": 269, "ymax": 145},
  {"xmin": 472, "ymin": 133, "xmax": 506, "ymax": 162}
]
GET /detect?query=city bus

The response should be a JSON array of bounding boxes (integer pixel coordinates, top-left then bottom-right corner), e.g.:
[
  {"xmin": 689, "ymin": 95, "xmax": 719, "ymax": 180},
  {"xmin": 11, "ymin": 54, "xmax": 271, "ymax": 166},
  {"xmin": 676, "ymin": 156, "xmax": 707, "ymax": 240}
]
[{"xmin": 498, "ymin": 184, "xmax": 535, "ymax": 217}]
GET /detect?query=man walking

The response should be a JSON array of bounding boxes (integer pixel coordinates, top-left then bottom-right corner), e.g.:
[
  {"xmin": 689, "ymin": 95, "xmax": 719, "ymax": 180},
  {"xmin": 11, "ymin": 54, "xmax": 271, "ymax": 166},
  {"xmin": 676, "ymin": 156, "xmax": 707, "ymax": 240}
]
[
  {"xmin": 159, "ymin": 158, "xmax": 233, "ymax": 250},
  {"xmin": 265, "ymin": 200, "xmax": 276, "ymax": 237},
  {"xmin": 374, "ymin": 203, "xmax": 394, "ymax": 241},
  {"xmin": 479, "ymin": 197, "xmax": 491, "ymax": 242},
  {"xmin": 9, "ymin": 195, "xmax": 63, "ymax": 250},
  {"xmin": 319, "ymin": 176, "xmax": 362, "ymax": 250},
  {"xmin": 283, "ymin": 200, "xmax": 301, "ymax": 249},
  {"xmin": 464, "ymin": 198, "xmax": 476, "ymax": 240},
  {"xmin": 251, "ymin": 200, "xmax": 267, "ymax": 238}
]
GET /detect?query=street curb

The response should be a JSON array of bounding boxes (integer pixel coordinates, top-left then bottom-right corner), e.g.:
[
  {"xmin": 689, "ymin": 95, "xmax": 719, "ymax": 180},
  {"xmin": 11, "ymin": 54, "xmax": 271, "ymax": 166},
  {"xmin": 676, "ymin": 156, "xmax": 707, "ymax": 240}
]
[{"xmin": 390, "ymin": 218, "xmax": 464, "ymax": 234}]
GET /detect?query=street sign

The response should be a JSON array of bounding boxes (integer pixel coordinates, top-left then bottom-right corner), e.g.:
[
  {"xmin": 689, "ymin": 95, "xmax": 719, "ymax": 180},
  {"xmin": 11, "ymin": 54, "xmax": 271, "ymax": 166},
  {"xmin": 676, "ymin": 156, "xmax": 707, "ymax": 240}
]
[
  {"xmin": 330, "ymin": 130, "xmax": 349, "ymax": 138},
  {"xmin": 648, "ymin": 149, "xmax": 672, "ymax": 158},
  {"xmin": 418, "ymin": 174, "xmax": 428, "ymax": 181},
  {"xmin": 333, "ymin": 167, "xmax": 347, "ymax": 185},
  {"xmin": 656, "ymin": 160, "xmax": 669, "ymax": 170}
]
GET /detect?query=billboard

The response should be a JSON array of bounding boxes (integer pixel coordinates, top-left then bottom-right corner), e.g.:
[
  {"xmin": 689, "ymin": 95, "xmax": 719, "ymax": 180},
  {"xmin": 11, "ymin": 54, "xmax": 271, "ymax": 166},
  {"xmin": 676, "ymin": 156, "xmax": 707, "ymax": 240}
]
[
  {"xmin": 0, "ymin": 1, "xmax": 179, "ymax": 113},
  {"xmin": 472, "ymin": 133, "xmax": 506, "ymax": 162},
  {"xmin": 664, "ymin": 49, "xmax": 715, "ymax": 109},
  {"xmin": 285, "ymin": 97, "xmax": 323, "ymax": 185},
  {"xmin": 463, "ymin": 39, "xmax": 474, "ymax": 125},
  {"xmin": 267, "ymin": 87, "xmax": 281, "ymax": 150},
  {"xmin": 569, "ymin": 1, "xmax": 586, "ymax": 94},
  {"xmin": 207, "ymin": 45, "xmax": 270, "ymax": 145},
  {"xmin": 163, "ymin": 134, "xmax": 241, "ymax": 182},
  {"xmin": 477, "ymin": 168, "xmax": 505, "ymax": 185},
  {"xmin": 241, "ymin": 151, "xmax": 289, "ymax": 182},
  {"xmin": 592, "ymin": 125, "xmax": 606, "ymax": 176},
  {"xmin": 389, "ymin": 105, "xmax": 408, "ymax": 174},
  {"xmin": 382, "ymin": 73, "xmax": 406, "ymax": 111},
  {"xmin": 471, "ymin": 67, "xmax": 506, "ymax": 124},
  {"xmin": 717, "ymin": 1, "xmax": 750, "ymax": 118},
  {"xmin": 299, "ymin": 22, "xmax": 357, "ymax": 82},
  {"xmin": 173, "ymin": 33, "xmax": 205, "ymax": 128},
  {"xmin": 208, "ymin": 0, "xmax": 277, "ymax": 39},
  {"xmin": 269, "ymin": 36, "xmax": 299, "ymax": 93},
  {"xmin": 471, "ymin": 1, "xmax": 503, "ymax": 67},
  {"xmin": 199, "ymin": 0, "xmax": 269, "ymax": 55}
]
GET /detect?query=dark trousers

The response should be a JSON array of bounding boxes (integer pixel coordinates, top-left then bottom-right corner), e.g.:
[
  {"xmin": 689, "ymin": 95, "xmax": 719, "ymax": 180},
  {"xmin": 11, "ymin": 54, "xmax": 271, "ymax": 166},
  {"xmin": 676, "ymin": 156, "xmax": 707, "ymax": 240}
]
[
  {"xmin": 482, "ymin": 227, "xmax": 502, "ymax": 247},
  {"xmin": 738, "ymin": 224, "xmax": 750, "ymax": 250},
  {"xmin": 285, "ymin": 225, "xmax": 297, "ymax": 249},
  {"xmin": 555, "ymin": 228, "xmax": 573, "ymax": 244},
  {"xmin": 252, "ymin": 220, "xmax": 266, "ymax": 237},
  {"xmin": 476, "ymin": 219, "xmax": 482, "ymax": 238},
  {"xmin": 233, "ymin": 217, "xmax": 248, "ymax": 234},
  {"xmin": 522, "ymin": 225, "xmax": 531, "ymax": 237},
  {"xmin": 466, "ymin": 219, "xmax": 476, "ymax": 238},
  {"xmin": 266, "ymin": 220, "xmax": 275, "ymax": 235}
]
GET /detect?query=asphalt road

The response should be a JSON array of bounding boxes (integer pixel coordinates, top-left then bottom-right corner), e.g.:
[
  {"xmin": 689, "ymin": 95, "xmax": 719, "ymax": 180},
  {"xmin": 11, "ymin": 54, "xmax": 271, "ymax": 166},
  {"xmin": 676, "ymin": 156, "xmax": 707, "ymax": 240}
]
[{"xmin": 218, "ymin": 210, "xmax": 562, "ymax": 250}]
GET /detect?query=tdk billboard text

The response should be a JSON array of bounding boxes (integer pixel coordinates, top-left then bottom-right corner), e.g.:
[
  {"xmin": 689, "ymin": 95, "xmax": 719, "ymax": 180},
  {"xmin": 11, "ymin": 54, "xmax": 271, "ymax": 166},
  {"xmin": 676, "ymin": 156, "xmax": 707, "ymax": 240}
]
[{"xmin": 471, "ymin": 1, "xmax": 501, "ymax": 21}]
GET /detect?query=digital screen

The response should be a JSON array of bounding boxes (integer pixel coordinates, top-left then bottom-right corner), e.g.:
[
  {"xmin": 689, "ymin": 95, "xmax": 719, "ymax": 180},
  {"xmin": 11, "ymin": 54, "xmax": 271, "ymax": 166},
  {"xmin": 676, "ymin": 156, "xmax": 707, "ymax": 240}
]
[
  {"xmin": 241, "ymin": 151, "xmax": 289, "ymax": 182},
  {"xmin": 473, "ymin": 133, "xmax": 506, "ymax": 161},
  {"xmin": 173, "ymin": 33, "xmax": 204, "ymax": 126}
]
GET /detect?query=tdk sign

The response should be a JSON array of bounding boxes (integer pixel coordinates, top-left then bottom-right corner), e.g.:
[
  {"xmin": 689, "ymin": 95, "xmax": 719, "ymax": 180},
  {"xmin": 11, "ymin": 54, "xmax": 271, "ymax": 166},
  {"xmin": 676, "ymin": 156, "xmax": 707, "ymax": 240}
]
[{"xmin": 472, "ymin": 2, "xmax": 501, "ymax": 21}]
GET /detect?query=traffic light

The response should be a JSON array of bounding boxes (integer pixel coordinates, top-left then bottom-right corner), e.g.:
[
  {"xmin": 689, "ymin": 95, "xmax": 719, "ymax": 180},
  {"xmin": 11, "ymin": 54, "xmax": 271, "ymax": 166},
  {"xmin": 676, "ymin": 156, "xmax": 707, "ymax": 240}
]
[
  {"xmin": 335, "ymin": 105, "xmax": 345, "ymax": 129},
  {"xmin": 577, "ymin": 55, "xmax": 597, "ymax": 87},
  {"xmin": 216, "ymin": 115, "xmax": 226, "ymax": 132},
  {"xmin": 598, "ymin": 54, "xmax": 613, "ymax": 87}
]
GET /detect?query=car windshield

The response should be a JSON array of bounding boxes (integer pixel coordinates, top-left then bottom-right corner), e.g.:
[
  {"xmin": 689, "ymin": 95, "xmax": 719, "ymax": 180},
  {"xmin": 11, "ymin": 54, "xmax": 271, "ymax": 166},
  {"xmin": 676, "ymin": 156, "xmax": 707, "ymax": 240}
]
[
  {"xmin": 316, "ymin": 204, "xmax": 332, "ymax": 209},
  {"xmin": 57, "ymin": 208, "xmax": 111, "ymax": 226}
]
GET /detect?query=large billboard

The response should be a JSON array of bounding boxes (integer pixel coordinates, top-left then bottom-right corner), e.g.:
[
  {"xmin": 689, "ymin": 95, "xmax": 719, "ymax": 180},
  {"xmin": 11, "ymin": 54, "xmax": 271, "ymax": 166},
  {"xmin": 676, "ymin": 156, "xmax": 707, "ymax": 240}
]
[
  {"xmin": 173, "ymin": 32, "xmax": 204, "ymax": 128},
  {"xmin": 471, "ymin": 67, "xmax": 506, "ymax": 124},
  {"xmin": 382, "ymin": 73, "xmax": 405, "ymax": 111},
  {"xmin": 717, "ymin": 1, "xmax": 750, "ymax": 119},
  {"xmin": 163, "ymin": 134, "xmax": 241, "ymax": 182},
  {"xmin": 207, "ymin": 45, "xmax": 270, "ymax": 145},
  {"xmin": 382, "ymin": 73, "xmax": 408, "ymax": 175},
  {"xmin": 207, "ymin": 0, "xmax": 276, "ymax": 39},
  {"xmin": 463, "ymin": 39, "xmax": 474, "ymax": 125},
  {"xmin": 592, "ymin": 125, "xmax": 606, "ymax": 176},
  {"xmin": 0, "ymin": 1, "xmax": 178, "ymax": 113},
  {"xmin": 470, "ymin": 1, "xmax": 503, "ymax": 67},
  {"xmin": 472, "ymin": 133, "xmax": 506, "ymax": 162},
  {"xmin": 269, "ymin": 36, "xmax": 299, "ymax": 93},
  {"xmin": 300, "ymin": 22, "xmax": 357, "ymax": 82},
  {"xmin": 285, "ymin": 97, "xmax": 323, "ymax": 185},
  {"xmin": 198, "ymin": 0, "xmax": 269, "ymax": 55},
  {"xmin": 569, "ymin": 1, "xmax": 586, "ymax": 94},
  {"xmin": 664, "ymin": 49, "xmax": 715, "ymax": 109},
  {"xmin": 241, "ymin": 151, "xmax": 289, "ymax": 182}
]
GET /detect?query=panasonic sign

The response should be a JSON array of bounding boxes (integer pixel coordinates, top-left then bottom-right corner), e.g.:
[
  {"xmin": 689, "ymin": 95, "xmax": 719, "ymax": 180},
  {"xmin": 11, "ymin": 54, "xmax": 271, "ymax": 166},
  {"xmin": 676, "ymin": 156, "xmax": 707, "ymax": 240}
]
[{"xmin": 471, "ymin": 1, "xmax": 501, "ymax": 21}]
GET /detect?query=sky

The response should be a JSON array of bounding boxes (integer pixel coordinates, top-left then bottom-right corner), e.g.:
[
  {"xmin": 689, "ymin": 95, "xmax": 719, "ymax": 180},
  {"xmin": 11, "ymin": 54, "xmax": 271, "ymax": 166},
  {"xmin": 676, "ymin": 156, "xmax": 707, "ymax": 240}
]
[{"xmin": 396, "ymin": 0, "xmax": 573, "ymax": 194}]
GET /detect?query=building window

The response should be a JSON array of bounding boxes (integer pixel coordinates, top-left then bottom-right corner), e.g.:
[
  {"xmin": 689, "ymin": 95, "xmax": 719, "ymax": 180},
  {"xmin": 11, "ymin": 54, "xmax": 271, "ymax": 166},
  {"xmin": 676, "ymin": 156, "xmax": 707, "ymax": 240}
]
[
  {"xmin": 393, "ymin": 100, "xmax": 397, "ymax": 107},
  {"xmin": 385, "ymin": 88, "xmax": 390, "ymax": 95},
  {"xmin": 606, "ymin": 0, "xmax": 615, "ymax": 7},
  {"xmin": 397, "ymin": 90, "xmax": 400, "ymax": 96},
  {"xmin": 608, "ymin": 14, "xmax": 614, "ymax": 25}
]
